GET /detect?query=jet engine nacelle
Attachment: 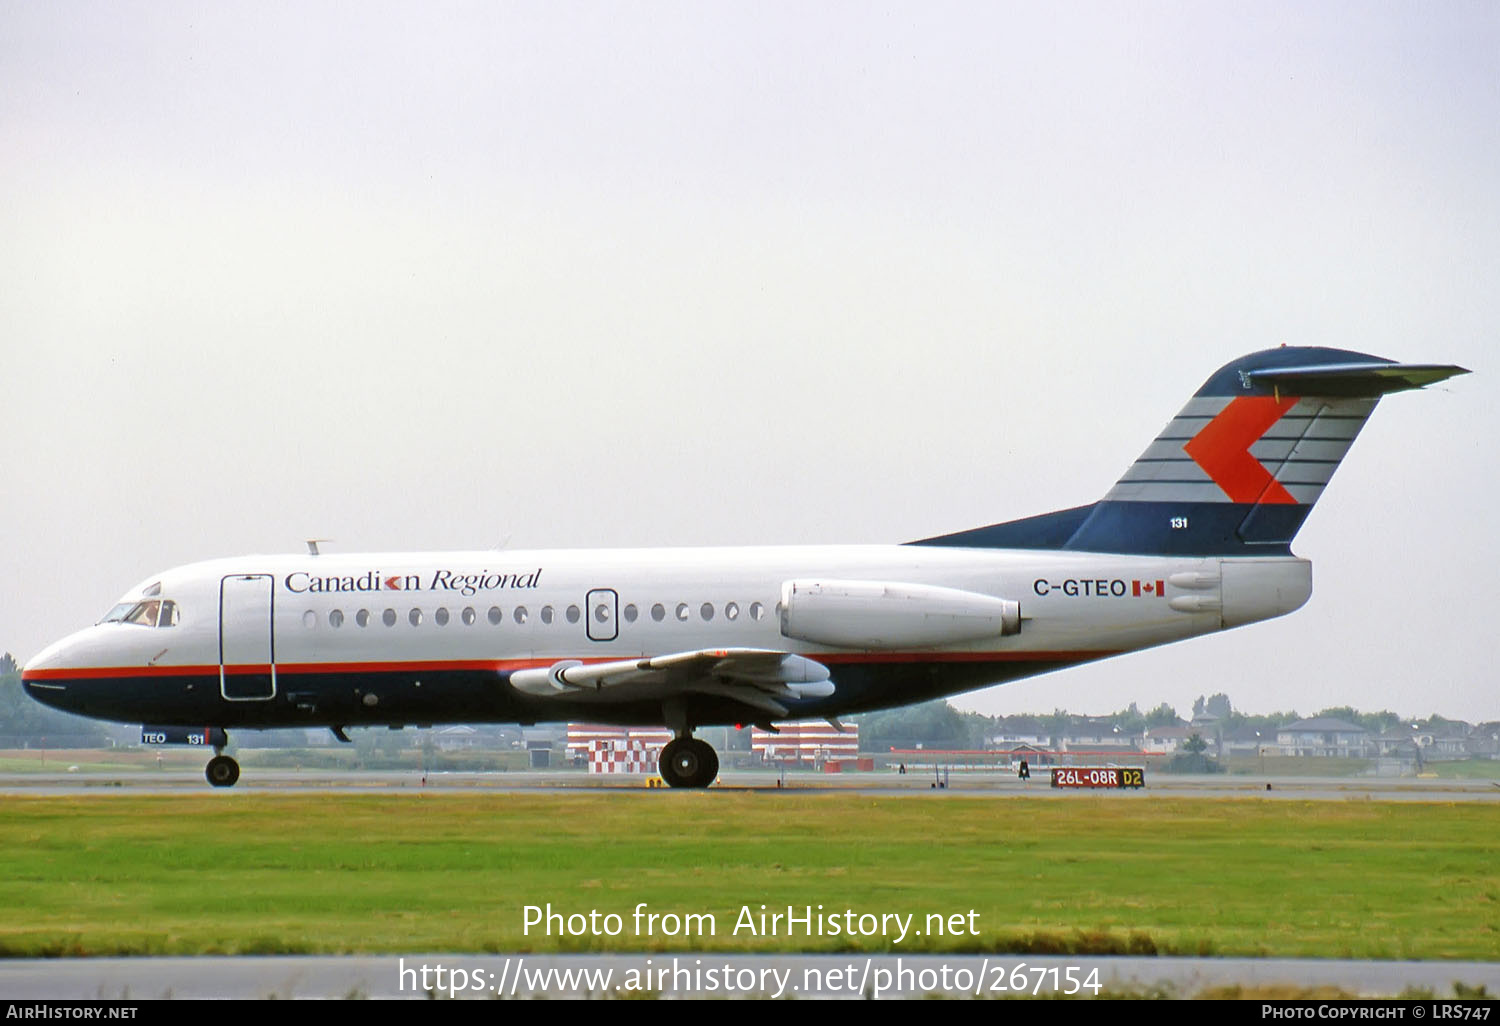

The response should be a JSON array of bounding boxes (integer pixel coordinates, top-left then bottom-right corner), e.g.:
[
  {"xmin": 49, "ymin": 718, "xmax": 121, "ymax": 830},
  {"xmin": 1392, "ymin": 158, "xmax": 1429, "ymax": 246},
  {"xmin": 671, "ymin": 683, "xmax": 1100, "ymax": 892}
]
[
  {"xmin": 779, "ymin": 579, "xmax": 1021, "ymax": 649},
  {"xmin": 509, "ymin": 660, "xmax": 585, "ymax": 696}
]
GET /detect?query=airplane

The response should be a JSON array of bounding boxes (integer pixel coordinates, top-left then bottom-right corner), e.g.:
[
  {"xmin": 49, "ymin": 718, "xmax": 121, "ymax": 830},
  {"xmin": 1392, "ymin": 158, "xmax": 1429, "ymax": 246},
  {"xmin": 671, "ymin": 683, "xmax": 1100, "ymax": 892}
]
[{"xmin": 22, "ymin": 346, "xmax": 1467, "ymax": 788}]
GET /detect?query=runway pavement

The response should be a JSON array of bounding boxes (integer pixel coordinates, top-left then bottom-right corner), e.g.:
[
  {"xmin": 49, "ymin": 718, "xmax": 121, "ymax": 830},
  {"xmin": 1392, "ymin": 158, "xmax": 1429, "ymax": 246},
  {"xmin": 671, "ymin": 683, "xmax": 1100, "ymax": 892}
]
[{"xmin": 2, "ymin": 766, "xmax": 1498, "ymax": 800}]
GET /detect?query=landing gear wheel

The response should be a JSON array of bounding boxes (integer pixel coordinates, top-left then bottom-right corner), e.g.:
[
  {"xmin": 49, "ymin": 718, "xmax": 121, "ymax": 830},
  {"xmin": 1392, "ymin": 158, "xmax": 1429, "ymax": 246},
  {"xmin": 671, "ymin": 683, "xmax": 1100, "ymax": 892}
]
[
  {"xmin": 659, "ymin": 738, "xmax": 719, "ymax": 789},
  {"xmin": 205, "ymin": 755, "xmax": 240, "ymax": 788}
]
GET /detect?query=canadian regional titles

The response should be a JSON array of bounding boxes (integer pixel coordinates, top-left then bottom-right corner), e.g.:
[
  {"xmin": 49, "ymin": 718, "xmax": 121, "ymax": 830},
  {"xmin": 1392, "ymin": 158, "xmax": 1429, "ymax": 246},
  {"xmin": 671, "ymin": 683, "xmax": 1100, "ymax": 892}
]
[{"xmin": 523, "ymin": 903, "xmax": 981, "ymax": 945}]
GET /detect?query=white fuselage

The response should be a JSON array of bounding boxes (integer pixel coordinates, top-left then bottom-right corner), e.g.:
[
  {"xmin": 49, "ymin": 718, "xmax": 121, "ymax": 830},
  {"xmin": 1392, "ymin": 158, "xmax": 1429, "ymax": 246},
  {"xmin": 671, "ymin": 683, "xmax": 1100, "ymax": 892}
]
[{"xmin": 23, "ymin": 545, "xmax": 1310, "ymax": 730}]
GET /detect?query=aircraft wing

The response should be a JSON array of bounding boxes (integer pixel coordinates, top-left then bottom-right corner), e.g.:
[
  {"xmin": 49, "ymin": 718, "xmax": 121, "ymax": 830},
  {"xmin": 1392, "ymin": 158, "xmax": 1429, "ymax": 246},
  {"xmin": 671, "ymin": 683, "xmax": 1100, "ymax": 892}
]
[{"xmin": 507, "ymin": 648, "xmax": 833, "ymax": 717}]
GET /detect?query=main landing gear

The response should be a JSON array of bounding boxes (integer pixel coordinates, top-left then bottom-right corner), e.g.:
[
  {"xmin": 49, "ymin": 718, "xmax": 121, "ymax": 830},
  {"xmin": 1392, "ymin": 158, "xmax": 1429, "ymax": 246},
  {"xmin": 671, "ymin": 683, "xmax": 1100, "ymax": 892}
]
[
  {"xmin": 658, "ymin": 737, "xmax": 719, "ymax": 789},
  {"xmin": 657, "ymin": 700, "xmax": 719, "ymax": 789}
]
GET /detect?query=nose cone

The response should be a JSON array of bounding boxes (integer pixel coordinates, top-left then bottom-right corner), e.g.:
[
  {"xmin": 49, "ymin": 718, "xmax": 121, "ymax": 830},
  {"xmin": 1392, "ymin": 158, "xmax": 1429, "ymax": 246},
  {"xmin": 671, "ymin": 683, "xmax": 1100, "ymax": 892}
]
[
  {"xmin": 23, "ymin": 630, "xmax": 82, "ymax": 677},
  {"xmin": 20, "ymin": 677, "xmax": 70, "ymax": 712},
  {"xmin": 21, "ymin": 631, "xmax": 88, "ymax": 712}
]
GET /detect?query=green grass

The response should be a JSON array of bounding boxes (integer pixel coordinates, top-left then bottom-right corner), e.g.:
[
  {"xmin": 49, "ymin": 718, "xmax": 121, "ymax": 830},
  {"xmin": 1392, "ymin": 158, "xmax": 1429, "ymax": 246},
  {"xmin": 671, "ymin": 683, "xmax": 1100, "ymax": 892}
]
[
  {"xmin": 1427, "ymin": 761, "xmax": 1500, "ymax": 780},
  {"xmin": 0, "ymin": 749, "xmax": 207, "ymax": 772},
  {"xmin": 0, "ymin": 794, "xmax": 1495, "ymax": 959},
  {"xmin": 1222, "ymin": 756, "xmax": 1375, "ymax": 777}
]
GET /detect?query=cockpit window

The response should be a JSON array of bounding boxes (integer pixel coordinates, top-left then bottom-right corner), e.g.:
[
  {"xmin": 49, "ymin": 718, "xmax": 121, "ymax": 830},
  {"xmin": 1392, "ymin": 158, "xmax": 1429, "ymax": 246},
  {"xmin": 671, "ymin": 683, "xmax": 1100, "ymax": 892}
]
[
  {"xmin": 100, "ymin": 603, "xmax": 136, "ymax": 624},
  {"xmin": 102, "ymin": 599, "xmax": 179, "ymax": 627},
  {"xmin": 124, "ymin": 601, "xmax": 161, "ymax": 626}
]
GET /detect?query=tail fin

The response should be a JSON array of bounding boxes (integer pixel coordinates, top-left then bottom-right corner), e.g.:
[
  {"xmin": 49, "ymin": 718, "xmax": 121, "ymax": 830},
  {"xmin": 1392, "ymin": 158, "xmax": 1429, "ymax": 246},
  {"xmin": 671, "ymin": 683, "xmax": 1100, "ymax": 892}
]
[{"xmin": 914, "ymin": 346, "xmax": 1468, "ymax": 556}]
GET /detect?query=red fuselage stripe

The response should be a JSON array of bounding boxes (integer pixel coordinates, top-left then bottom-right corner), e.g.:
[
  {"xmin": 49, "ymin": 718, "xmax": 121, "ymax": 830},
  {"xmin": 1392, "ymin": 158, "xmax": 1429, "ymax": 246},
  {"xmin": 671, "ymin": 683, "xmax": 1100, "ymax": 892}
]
[{"xmin": 22, "ymin": 650, "xmax": 1113, "ymax": 681}]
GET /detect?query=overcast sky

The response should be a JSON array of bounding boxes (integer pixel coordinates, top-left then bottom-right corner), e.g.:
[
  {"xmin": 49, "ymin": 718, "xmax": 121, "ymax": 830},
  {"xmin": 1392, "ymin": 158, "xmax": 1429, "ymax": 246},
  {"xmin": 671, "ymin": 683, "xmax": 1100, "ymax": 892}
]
[{"xmin": 2, "ymin": 2, "xmax": 1494, "ymax": 722}]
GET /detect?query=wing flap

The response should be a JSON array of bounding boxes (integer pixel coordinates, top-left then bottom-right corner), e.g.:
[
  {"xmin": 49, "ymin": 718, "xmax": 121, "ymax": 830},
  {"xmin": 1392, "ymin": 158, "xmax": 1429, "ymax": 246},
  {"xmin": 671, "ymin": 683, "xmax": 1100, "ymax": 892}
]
[{"xmin": 507, "ymin": 647, "xmax": 831, "ymax": 700}]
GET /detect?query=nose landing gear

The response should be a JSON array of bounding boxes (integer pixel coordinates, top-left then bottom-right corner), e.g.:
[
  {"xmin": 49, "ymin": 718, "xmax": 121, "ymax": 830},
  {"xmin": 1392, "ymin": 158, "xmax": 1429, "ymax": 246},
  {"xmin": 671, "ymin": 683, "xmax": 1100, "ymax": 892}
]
[{"xmin": 205, "ymin": 738, "xmax": 240, "ymax": 789}]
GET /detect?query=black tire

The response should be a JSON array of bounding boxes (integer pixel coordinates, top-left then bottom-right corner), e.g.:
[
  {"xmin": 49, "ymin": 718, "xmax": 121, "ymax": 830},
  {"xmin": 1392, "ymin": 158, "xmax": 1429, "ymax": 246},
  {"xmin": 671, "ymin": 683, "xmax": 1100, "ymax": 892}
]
[
  {"xmin": 205, "ymin": 755, "xmax": 240, "ymax": 788},
  {"xmin": 696, "ymin": 740, "xmax": 719, "ymax": 786},
  {"xmin": 659, "ymin": 738, "xmax": 718, "ymax": 789}
]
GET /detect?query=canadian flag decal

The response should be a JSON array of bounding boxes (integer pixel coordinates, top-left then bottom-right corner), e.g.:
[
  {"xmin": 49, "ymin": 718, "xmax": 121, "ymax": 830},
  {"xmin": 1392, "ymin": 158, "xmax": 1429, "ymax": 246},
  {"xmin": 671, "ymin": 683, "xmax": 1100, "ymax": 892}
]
[{"xmin": 1132, "ymin": 579, "xmax": 1165, "ymax": 598}]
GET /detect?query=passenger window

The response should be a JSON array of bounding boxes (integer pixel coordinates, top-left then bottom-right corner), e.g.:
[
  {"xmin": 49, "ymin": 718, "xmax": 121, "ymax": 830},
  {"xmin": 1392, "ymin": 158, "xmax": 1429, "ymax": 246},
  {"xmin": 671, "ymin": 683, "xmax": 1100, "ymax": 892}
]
[
  {"xmin": 514, "ymin": 606, "xmax": 528, "ymax": 625},
  {"xmin": 488, "ymin": 606, "xmax": 503, "ymax": 626},
  {"xmin": 330, "ymin": 609, "xmax": 345, "ymax": 628},
  {"xmin": 303, "ymin": 610, "xmax": 317, "ymax": 629},
  {"xmin": 675, "ymin": 603, "xmax": 689, "ymax": 622},
  {"xmin": 593, "ymin": 604, "xmax": 609, "ymax": 624},
  {"xmin": 540, "ymin": 605, "xmax": 554, "ymax": 625},
  {"xmin": 700, "ymin": 602, "xmax": 714, "ymax": 621},
  {"xmin": 750, "ymin": 602, "xmax": 765, "ymax": 621},
  {"xmin": 726, "ymin": 602, "xmax": 739, "ymax": 621},
  {"xmin": 567, "ymin": 605, "xmax": 581, "ymax": 624},
  {"xmin": 462, "ymin": 606, "xmax": 476, "ymax": 626},
  {"xmin": 623, "ymin": 604, "xmax": 638, "ymax": 623},
  {"xmin": 409, "ymin": 608, "xmax": 423, "ymax": 627},
  {"xmin": 651, "ymin": 603, "xmax": 665, "ymax": 622},
  {"xmin": 356, "ymin": 609, "xmax": 370, "ymax": 628},
  {"xmin": 435, "ymin": 607, "xmax": 450, "ymax": 627},
  {"xmin": 382, "ymin": 609, "xmax": 397, "ymax": 627}
]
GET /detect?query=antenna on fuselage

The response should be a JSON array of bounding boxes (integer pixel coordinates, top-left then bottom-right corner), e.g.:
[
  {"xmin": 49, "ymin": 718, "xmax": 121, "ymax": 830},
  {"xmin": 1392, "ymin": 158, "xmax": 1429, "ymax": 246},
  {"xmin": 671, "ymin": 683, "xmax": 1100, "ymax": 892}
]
[{"xmin": 306, "ymin": 539, "xmax": 331, "ymax": 556}]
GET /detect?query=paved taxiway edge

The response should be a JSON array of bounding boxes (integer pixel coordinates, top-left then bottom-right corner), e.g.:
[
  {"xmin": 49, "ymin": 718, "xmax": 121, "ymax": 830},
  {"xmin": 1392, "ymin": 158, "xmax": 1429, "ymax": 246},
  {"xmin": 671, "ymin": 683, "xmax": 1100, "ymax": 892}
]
[{"xmin": 2, "ymin": 953, "xmax": 1498, "ymax": 999}]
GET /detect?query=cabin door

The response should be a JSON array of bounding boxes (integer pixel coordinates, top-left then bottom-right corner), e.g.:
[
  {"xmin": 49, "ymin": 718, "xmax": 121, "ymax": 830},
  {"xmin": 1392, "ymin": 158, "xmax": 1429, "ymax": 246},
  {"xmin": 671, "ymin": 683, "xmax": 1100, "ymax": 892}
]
[{"xmin": 220, "ymin": 574, "xmax": 277, "ymax": 700}]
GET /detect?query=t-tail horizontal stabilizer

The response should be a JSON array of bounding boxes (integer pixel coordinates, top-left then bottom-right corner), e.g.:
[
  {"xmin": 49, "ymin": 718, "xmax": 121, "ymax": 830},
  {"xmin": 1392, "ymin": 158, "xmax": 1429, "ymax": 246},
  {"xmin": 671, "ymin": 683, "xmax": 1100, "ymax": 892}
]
[{"xmin": 913, "ymin": 346, "xmax": 1468, "ymax": 556}]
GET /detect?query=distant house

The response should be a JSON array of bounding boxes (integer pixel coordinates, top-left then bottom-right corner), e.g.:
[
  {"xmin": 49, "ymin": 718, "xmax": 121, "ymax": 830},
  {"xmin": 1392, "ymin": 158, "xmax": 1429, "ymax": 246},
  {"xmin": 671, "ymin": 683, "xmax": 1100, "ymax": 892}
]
[
  {"xmin": 988, "ymin": 728, "xmax": 1049, "ymax": 748},
  {"xmin": 1373, "ymin": 731, "xmax": 1425, "ymax": 759},
  {"xmin": 1429, "ymin": 727, "xmax": 1473, "ymax": 759},
  {"xmin": 1144, "ymin": 726, "xmax": 1194, "ymax": 754},
  {"xmin": 1059, "ymin": 719, "xmax": 1138, "ymax": 752},
  {"xmin": 1275, "ymin": 718, "xmax": 1369, "ymax": 757},
  {"xmin": 1221, "ymin": 725, "xmax": 1273, "ymax": 757},
  {"xmin": 435, "ymin": 725, "xmax": 480, "ymax": 751},
  {"xmin": 1468, "ymin": 723, "xmax": 1500, "ymax": 759}
]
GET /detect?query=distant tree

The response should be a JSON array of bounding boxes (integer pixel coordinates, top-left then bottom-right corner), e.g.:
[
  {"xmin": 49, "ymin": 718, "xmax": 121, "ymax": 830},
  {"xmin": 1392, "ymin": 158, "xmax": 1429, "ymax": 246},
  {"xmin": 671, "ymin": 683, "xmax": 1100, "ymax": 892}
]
[
  {"xmin": 352, "ymin": 729, "xmax": 379, "ymax": 767},
  {"xmin": 1166, "ymin": 736, "xmax": 1225, "ymax": 774},
  {"xmin": 0, "ymin": 652, "xmax": 16, "ymax": 676},
  {"xmin": 1226, "ymin": 710, "xmax": 1299, "ymax": 735},
  {"xmin": 1316, "ymin": 706, "xmax": 1406, "ymax": 735},
  {"xmin": 1043, "ymin": 708, "xmax": 1072, "ymax": 747},
  {"xmin": 857, "ymin": 701, "xmax": 975, "ymax": 751},
  {"xmin": 1145, "ymin": 703, "xmax": 1180, "ymax": 727},
  {"xmin": 378, "ymin": 729, "xmax": 406, "ymax": 759},
  {"xmin": 1204, "ymin": 693, "xmax": 1232, "ymax": 719},
  {"xmin": 1362, "ymin": 710, "xmax": 1405, "ymax": 734},
  {"xmin": 1108, "ymin": 703, "xmax": 1147, "ymax": 736},
  {"xmin": 0, "ymin": 664, "xmax": 110, "ymax": 745}
]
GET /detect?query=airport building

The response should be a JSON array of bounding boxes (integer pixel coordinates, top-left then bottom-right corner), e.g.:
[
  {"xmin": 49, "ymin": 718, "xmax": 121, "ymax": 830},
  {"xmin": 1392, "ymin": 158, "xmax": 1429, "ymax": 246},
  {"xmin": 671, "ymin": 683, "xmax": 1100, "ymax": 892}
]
[{"xmin": 751, "ymin": 721, "xmax": 860, "ymax": 766}]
